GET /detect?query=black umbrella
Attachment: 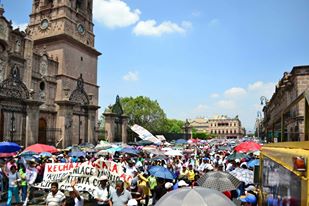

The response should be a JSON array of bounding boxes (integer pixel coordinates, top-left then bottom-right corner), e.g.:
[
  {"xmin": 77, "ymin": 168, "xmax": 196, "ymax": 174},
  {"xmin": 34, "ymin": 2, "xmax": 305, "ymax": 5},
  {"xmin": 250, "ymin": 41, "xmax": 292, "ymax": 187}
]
[{"xmin": 197, "ymin": 171, "xmax": 241, "ymax": 192}]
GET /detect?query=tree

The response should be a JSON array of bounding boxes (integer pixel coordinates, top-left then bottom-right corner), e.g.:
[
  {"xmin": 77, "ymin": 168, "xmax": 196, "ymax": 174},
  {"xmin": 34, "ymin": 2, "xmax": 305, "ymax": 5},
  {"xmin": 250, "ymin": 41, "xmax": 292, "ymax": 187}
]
[
  {"xmin": 120, "ymin": 96, "xmax": 167, "ymax": 134},
  {"xmin": 164, "ymin": 119, "xmax": 185, "ymax": 133}
]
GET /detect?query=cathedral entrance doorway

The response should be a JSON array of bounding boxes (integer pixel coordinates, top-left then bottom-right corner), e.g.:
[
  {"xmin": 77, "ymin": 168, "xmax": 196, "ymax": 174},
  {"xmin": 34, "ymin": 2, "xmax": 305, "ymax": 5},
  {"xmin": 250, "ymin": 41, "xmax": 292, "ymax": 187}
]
[{"xmin": 38, "ymin": 118, "xmax": 47, "ymax": 144}]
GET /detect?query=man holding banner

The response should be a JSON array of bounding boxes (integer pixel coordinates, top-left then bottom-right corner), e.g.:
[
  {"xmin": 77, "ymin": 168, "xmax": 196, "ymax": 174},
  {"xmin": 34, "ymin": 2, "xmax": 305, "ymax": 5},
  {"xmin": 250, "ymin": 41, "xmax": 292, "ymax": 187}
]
[{"xmin": 94, "ymin": 175, "xmax": 111, "ymax": 206}]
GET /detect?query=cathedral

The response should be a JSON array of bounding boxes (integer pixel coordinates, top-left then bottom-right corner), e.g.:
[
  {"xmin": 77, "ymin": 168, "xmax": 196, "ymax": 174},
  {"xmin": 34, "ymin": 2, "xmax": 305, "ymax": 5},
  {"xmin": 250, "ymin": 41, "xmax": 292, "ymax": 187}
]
[{"xmin": 0, "ymin": 0, "xmax": 100, "ymax": 147}]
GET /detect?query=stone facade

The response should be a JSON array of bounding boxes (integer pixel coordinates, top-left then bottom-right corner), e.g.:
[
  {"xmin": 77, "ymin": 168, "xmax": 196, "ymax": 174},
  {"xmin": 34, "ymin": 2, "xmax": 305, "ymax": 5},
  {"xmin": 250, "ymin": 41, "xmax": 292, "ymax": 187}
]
[
  {"xmin": 262, "ymin": 66, "xmax": 309, "ymax": 142},
  {"xmin": 0, "ymin": 0, "xmax": 100, "ymax": 147},
  {"xmin": 103, "ymin": 96, "xmax": 128, "ymax": 143},
  {"xmin": 189, "ymin": 115, "xmax": 244, "ymax": 138}
]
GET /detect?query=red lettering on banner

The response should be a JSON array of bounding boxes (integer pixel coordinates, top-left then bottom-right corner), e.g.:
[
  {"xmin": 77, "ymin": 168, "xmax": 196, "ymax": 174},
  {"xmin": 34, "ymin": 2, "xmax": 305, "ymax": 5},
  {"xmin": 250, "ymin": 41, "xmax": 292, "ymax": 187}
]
[
  {"xmin": 101, "ymin": 161, "xmax": 107, "ymax": 170},
  {"xmin": 47, "ymin": 165, "xmax": 52, "ymax": 172},
  {"xmin": 68, "ymin": 163, "xmax": 74, "ymax": 170},
  {"xmin": 53, "ymin": 165, "xmax": 57, "ymax": 172},
  {"xmin": 111, "ymin": 164, "xmax": 118, "ymax": 173},
  {"xmin": 63, "ymin": 163, "xmax": 68, "ymax": 171},
  {"xmin": 58, "ymin": 165, "xmax": 63, "ymax": 172}
]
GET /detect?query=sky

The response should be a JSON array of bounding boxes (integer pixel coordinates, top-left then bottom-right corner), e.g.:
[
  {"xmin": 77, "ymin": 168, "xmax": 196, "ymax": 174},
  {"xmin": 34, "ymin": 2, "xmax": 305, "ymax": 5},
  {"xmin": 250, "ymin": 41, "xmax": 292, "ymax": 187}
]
[{"xmin": 2, "ymin": 0, "xmax": 309, "ymax": 132}]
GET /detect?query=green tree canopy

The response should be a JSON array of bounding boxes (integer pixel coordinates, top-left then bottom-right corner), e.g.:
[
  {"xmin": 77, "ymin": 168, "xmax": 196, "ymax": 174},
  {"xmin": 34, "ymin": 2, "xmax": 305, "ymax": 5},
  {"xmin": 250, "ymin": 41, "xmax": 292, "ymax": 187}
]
[
  {"xmin": 120, "ymin": 96, "xmax": 167, "ymax": 133},
  {"xmin": 164, "ymin": 119, "xmax": 185, "ymax": 133}
]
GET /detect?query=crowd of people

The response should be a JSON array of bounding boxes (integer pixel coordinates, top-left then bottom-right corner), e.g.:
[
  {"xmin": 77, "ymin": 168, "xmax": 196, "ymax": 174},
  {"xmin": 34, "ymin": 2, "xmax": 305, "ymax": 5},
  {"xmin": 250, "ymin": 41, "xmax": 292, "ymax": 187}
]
[{"xmin": 0, "ymin": 138, "xmax": 261, "ymax": 206}]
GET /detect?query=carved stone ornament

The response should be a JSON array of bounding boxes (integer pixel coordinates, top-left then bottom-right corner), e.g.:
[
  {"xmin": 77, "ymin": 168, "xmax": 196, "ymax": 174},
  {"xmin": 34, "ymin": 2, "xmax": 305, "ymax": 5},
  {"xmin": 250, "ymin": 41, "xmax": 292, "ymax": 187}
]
[
  {"xmin": 0, "ymin": 65, "xmax": 29, "ymax": 100},
  {"xmin": 69, "ymin": 74, "xmax": 89, "ymax": 105},
  {"xmin": 39, "ymin": 55, "xmax": 48, "ymax": 76}
]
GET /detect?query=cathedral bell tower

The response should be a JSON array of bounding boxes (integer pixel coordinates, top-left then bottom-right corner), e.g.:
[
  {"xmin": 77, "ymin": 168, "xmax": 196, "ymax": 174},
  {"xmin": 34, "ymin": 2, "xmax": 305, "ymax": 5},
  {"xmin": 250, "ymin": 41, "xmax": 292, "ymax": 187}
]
[{"xmin": 28, "ymin": 0, "xmax": 101, "ymax": 146}]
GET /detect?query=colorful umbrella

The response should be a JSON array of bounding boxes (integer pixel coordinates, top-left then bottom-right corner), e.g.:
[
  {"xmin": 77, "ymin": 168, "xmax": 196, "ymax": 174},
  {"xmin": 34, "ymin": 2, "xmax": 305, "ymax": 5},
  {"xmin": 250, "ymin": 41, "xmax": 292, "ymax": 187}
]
[
  {"xmin": 148, "ymin": 166, "xmax": 174, "ymax": 180},
  {"xmin": 155, "ymin": 187, "xmax": 236, "ymax": 206},
  {"xmin": 248, "ymin": 159, "xmax": 260, "ymax": 168},
  {"xmin": 24, "ymin": 144, "xmax": 58, "ymax": 153},
  {"xmin": 0, "ymin": 152, "xmax": 17, "ymax": 157},
  {"xmin": 234, "ymin": 141, "xmax": 261, "ymax": 153},
  {"xmin": 0, "ymin": 142, "xmax": 21, "ymax": 153},
  {"xmin": 79, "ymin": 142, "xmax": 95, "ymax": 149},
  {"xmin": 39, "ymin": 152, "xmax": 52, "ymax": 157},
  {"xmin": 68, "ymin": 151, "xmax": 86, "ymax": 157},
  {"xmin": 19, "ymin": 150, "xmax": 37, "ymax": 157},
  {"xmin": 119, "ymin": 147, "xmax": 139, "ymax": 155},
  {"xmin": 226, "ymin": 152, "xmax": 249, "ymax": 161}
]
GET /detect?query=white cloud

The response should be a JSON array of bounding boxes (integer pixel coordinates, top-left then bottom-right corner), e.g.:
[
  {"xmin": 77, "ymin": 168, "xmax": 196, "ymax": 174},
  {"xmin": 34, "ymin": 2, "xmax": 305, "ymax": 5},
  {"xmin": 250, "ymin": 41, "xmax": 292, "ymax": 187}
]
[
  {"xmin": 248, "ymin": 81, "xmax": 276, "ymax": 97},
  {"xmin": 217, "ymin": 100, "xmax": 236, "ymax": 109},
  {"xmin": 208, "ymin": 18, "xmax": 220, "ymax": 27},
  {"xmin": 123, "ymin": 71, "xmax": 139, "ymax": 81},
  {"xmin": 12, "ymin": 22, "xmax": 27, "ymax": 31},
  {"xmin": 224, "ymin": 87, "xmax": 247, "ymax": 97},
  {"xmin": 133, "ymin": 20, "xmax": 191, "ymax": 36},
  {"xmin": 192, "ymin": 11, "xmax": 201, "ymax": 17},
  {"xmin": 93, "ymin": 0, "xmax": 141, "ymax": 28},
  {"xmin": 210, "ymin": 93, "xmax": 220, "ymax": 98}
]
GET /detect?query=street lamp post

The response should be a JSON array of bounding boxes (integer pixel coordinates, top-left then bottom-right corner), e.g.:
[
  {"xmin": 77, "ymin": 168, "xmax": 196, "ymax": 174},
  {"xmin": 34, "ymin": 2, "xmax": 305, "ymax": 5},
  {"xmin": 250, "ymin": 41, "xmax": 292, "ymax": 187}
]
[
  {"xmin": 257, "ymin": 111, "xmax": 262, "ymax": 140},
  {"xmin": 260, "ymin": 96, "xmax": 268, "ymax": 106}
]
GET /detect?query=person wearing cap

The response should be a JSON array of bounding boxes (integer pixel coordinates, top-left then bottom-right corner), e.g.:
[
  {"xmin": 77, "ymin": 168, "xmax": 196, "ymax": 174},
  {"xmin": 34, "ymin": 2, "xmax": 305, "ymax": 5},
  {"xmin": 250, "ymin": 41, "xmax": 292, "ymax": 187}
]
[
  {"xmin": 109, "ymin": 180, "xmax": 132, "ymax": 206},
  {"xmin": 94, "ymin": 175, "xmax": 111, "ymax": 206},
  {"xmin": 177, "ymin": 180, "xmax": 188, "ymax": 188},
  {"xmin": 239, "ymin": 193, "xmax": 257, "ymax": 206},
  {"xmin": 164, "ymin": 182, "xmax": 173, "ymax": 192},
  {"xmin": 68, "ymin": 179, "xmax": 84, "ymax": 206},
  {"xmin": 46, "ymin": 182, "xmax": 66, "ymax": 206}
]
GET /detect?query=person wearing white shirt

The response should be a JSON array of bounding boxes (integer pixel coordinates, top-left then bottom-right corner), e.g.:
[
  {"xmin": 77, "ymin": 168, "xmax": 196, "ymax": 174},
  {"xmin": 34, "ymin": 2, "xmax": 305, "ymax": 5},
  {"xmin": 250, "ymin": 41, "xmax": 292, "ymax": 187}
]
[
  {"xmin": 94, "ymin": 175, "xmax": 112, "ymax": 206},
  {"xmin": 126, "ymin": 161, "xmax": 137, "ymax": 177},
  {"xmin": 68, "ymin": 179, "xmax": 84, "ymax": 206},
  {"xmin": 46, "ymin": 182, "xmax": 66, "ymax": 206},
  {"xmin": 6, "ymin": 165, "xmax": 21, "ymax": 206}
]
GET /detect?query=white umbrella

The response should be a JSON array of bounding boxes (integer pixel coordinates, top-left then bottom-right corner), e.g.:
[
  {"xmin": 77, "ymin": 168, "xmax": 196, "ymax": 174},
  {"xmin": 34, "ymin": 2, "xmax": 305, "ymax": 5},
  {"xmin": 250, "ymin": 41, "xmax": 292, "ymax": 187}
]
[
  {"xmin": 155, "ymin": 187, "xmax": 236, "ymax": 206},
  {"xmin": 164, "ymin": 150, "xmax": 183, "ymax": 156},
  {"xmin": 229, "ymin": 168, "xmax": 254, "ymax": 185}
]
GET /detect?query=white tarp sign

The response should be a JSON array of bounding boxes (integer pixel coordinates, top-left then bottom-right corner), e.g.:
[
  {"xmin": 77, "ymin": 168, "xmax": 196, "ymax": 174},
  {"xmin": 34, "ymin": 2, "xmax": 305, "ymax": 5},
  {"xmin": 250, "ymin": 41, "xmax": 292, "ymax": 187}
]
[
  {"xmin": 35, "ymin": 160, "xmax": 132, "ymax": 196},
  {"xmin": 130, "ymin": 124, "xmax": 161, "ymax": 143}
]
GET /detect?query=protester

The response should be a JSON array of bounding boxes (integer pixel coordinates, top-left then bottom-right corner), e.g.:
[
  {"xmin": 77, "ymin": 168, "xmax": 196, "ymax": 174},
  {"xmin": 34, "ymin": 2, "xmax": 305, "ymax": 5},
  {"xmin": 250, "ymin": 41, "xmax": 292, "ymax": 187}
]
[
  {"xmin": 109, "ymin": 180, "xmax": 132, "ymax": 206},
  {"xmin": 94, "ymin": 175, "xmax": 111, "ymax": 206},
  {"xmin": 5, "ymin": 165, "xmax": 21, "ymax": 206},
  {"xmin": 46, "ymin": 182, "xmax": 66, "ymax": 206},
  {"xmin": 129, "ymin": 178, "xmax": 144, "ymax": 206},
  {"xmin": 23, "ymin": 159, "xmax": 38, "ymax": 205},
  {"xmin": 19, "ymin": 164, "xmax": 27, "ymax": 202},
  {"xmin": 68, "ymin": 179, "xmax": 84, "ymax": 206}
]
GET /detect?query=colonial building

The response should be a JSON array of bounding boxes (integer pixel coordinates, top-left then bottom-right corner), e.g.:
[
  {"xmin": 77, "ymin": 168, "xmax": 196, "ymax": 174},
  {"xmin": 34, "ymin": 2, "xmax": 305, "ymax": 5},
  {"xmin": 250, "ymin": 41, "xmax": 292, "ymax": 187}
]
[
  {"xmin": 262, "ymin": 66, "xmax": 309, "ymax": 142},
  {"xmin": 189, "ymin": 115, "xmax": 245, "ymax": 138},
  {"xmin": 0, "ymin": 0, "xmax": 100, "ymax": 147}
]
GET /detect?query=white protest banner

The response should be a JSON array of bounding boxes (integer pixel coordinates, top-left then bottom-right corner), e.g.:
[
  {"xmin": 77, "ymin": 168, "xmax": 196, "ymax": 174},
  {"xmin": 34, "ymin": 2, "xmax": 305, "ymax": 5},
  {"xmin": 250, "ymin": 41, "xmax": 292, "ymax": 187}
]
[
  {"xmin": 130, "ymin": 124, "xmax": 161, "ymax": 143},
  {"xmin": 35, "ymin": 160, "xmax": 132, "ymax": 196}
]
